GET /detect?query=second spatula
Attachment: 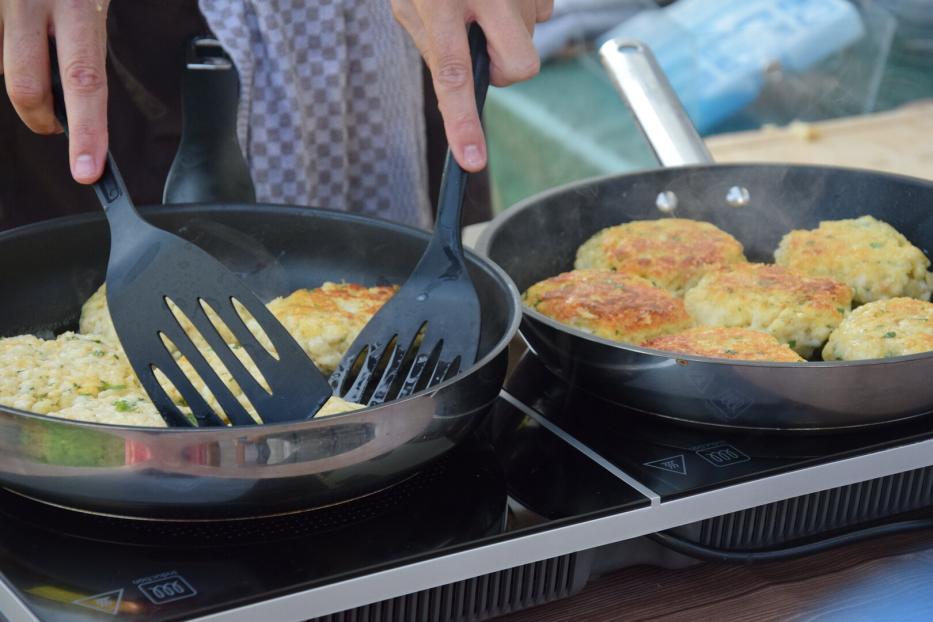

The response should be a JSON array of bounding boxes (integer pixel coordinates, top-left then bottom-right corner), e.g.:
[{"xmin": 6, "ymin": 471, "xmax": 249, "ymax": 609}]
[{"xmin": 330, "ymin": 24, "xmax": 489, "ymax": 405}]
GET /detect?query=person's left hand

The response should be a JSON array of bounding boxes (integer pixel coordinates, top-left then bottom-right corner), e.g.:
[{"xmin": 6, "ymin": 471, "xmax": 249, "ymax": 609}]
[{"xmin": 393, "ymin": 0, "xmax": 553, "ymax": 172}]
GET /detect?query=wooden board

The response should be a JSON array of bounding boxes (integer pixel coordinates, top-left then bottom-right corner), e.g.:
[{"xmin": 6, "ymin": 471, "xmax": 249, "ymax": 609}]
[{"xmin": 707, "ymin": 102, "xmax": 933, "ymax": 181}]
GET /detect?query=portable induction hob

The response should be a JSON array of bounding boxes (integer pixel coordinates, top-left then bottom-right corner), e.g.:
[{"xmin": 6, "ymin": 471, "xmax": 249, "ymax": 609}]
[{"xmin": 2, "ymin": 352, "xmax": 933, "ymax": 622}]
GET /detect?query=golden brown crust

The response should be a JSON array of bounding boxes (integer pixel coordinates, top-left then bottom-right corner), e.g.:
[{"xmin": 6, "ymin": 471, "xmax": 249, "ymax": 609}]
[
  {"xmin": 265, "ymin": 282, "xmax": 397, "ymax": 374},
  {"xmin": 80, "ymin": 282, "xmax": 397, "ymax": 375},
  {"xmin": 684, "ymin": 263, "xmax": 852, "ymax": 357},
  {"xmin": 575, "ymin": 218, "xmax": 746, "ymax": 296},
  {"xmin": 644, "ymin": 327, "xmax": 804, "ymax": 362},
  {"xmin": 824, "ymin": 297, "xmax": 933, "ymax": 360},
  {"xmin": 775, "ymin": 215, "xmax": 933, "ymax": 304},
  {"xmin": 698, "ymin": 263, "xmax": 851, "ymax": 311},
  {"xmin": 523, "ymin": 269, "xmax": 692, "ymax": 344},
  {"xmin": 268, "ymin": 282, "xmax": 396, "ymax": 318}
]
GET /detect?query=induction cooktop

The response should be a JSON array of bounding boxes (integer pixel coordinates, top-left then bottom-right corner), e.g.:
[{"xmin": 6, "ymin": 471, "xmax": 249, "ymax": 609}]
[{"xmin": 3, "ymin": 353, "xmax": 933, "ymax": 622}]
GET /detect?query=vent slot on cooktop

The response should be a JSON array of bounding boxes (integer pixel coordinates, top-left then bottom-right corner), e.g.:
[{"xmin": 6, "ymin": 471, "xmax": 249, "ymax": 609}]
[
  {"xmin": 670, "ymin": 466, "xmax": 933, "ymax": 551},
  {"xmin": 309, "ymin": 552, "xmax": 592, "ymax": 622}
]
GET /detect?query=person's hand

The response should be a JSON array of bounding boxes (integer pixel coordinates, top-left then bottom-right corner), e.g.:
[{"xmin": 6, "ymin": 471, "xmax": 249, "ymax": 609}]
[
  {"xmin": 1, "ymin": 0, "xmax": 110, "ymax": 183},
  {"xmin": 393, "ymin": 0, "xmax": 552, "ymax": 172}
]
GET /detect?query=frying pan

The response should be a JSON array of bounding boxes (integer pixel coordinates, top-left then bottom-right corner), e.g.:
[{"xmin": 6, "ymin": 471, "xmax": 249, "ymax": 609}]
[
  {"xmin": 476, "ymin": 40, "xmax": 933, "ymax": 431},
  {"xmin": 0, "ymin": 45, "xmax": 521, "ymax": 519}
]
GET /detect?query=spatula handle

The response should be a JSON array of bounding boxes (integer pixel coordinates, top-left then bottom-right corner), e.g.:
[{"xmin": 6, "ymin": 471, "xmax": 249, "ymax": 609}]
[
  {"xmin": 163, "ymin": 37, "xmax": 256, "ymax": 205},
  {"xmin": 434, "ymin": 24, "xmax": 491, "ymax": 250},
  {"xmin": 48, "ymin": 41, "xmax": 139, "ymax": 222}
]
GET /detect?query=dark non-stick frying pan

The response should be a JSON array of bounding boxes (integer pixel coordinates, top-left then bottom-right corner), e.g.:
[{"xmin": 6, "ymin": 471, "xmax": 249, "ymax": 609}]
[
  {"xmin": 0, "ymin": 206, "xmax": 520, "ymax": 520},
  {"xmin": 476, "ymin": 41, "xmax": 933, "ymax": 431},
  {"xmin": 0, "ymin": 44, "xmax": 520, "ymax": 519}
]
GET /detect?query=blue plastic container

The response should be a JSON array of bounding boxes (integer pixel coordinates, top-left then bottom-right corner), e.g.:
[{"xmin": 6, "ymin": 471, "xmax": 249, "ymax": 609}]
[{"xmin": 599, "ymin": 0, "xmax": 865, "ymax": 131}]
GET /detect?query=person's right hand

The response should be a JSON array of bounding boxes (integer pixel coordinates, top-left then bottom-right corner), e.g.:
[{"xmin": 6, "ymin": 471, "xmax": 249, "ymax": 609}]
[
  {"xmin": 393, "ymin": 0, "xmax": 552, "ymax": 173},
  {"xmin": 1, "ymin": 0, "xmax": 110, "ymax": 184}
]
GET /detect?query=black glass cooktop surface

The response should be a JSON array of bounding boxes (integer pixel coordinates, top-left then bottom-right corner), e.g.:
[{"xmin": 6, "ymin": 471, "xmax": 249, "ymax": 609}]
[
  {"xmin": 4, "ymin": 352, "xmax": 933, "ymax": 621},
  {"xmin": 505, "ymin": 354, "xmax": 933, "ymax": 500},
  {"xmin": 0, "ymin": 412, "xmax": 647, "ymax": 621}
]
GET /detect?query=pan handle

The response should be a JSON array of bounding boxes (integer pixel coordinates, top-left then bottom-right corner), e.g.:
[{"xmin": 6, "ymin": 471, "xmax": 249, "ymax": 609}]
[
  {"xmin": 598, "ymin": 39, "xmax": 713, "ymax": 167},
  {"xmin": 163, "ymin": 37, "xmax": 257, "ymax": 205}
]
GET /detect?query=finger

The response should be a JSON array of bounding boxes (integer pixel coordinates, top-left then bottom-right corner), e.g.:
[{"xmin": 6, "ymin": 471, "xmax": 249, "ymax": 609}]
[
  {"xmin": 423, "ymin": 13, "xmax": 485, "ymax": 171},
  {"xmin": 536, "ymin": 0, "xmax": 555, "ymax": 22},
  {"xmin": 391, "ymin": 0, "xmax": 429, "ymax": 60},
  {"xmin": 52, "ymin": 0, "xmax": 109, "ymax": 184},
  {"xmin": 517, "ymin": 1, "xmax": 538, "ymax": 35},
  {"xmin": 476, "ymin": 4, "xmax": 540, "ymax": 87},
  {"xmin": 2, "ymin": 3, "xmax": 56, "ymax": 134}
]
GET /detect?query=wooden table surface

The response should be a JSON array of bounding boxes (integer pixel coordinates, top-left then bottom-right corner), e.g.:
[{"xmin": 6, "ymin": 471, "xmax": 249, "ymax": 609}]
[
  {"xmin": 706, "ymin": 101, "xmax": 933, "ymax": 183},
  {"xmin": 498, "ymin": 529, "xmax": 933, "ymax": 621}
]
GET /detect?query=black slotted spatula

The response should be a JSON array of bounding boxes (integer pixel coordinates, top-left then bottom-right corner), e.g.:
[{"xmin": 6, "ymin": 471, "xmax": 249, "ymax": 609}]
[
  {"xmin": 330, "ymin": 24, "xmax": 489, "ymax": 406},
  {"xmin": 49, "ymin": 43, "xmax": 332, "ymax": 427}
]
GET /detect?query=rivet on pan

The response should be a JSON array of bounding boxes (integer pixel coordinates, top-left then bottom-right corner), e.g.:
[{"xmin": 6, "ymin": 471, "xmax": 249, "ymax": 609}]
[
  {"xmin": 655, "ymin": 191, "xmax": 678, "ymax": 214},
  {"xmin": 726, "ymin": 186, "xmax": 750, "ymax": 208}
]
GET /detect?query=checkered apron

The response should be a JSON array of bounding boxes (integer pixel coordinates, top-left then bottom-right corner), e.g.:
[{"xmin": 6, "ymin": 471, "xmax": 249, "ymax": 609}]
[{"xmin": 198, "ymin": 0, "xmax": 431, "ymax": 227}]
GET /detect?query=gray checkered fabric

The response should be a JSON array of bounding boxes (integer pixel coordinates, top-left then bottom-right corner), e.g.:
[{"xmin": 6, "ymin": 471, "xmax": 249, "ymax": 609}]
[{"xmin": 198, "ymin": 0, "xmax": 431, "ymax": 228}]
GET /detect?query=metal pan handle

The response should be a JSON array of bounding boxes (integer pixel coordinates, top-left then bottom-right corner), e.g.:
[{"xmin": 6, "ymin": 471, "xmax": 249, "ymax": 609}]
[{"xmin": 598, "ymin": 39, "xmax": 713, "ymax": 167}]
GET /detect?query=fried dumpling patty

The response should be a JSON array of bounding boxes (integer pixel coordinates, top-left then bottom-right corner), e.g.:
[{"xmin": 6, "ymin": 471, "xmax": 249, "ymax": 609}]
[
  {"xmin": 644, "ymin": 327, "xmax": 804, "ymax": 362},
  {"xmin": 0, "ymin": 331, "xmax": 363, "ymax": 427},
  {"xmin": 575, "ymin": 218, "xmax": 746, "ymax": 296},
  {"xmin": 524, "ymin": 269, "xmax": 692, "ymax": 344},
  {"xmin": 684, "ymin": 263, "xmax": 852, "ymax": 357},
  {"xmin": 0, "ymin": 281, "xmax": 396, "ymax": 427},
  {"xmin": 824, "ymin": 297, "xmax": 933, "ymax": 361},
  {"xmin": 775, "ymin": 216, "xmax": 933, "ymax": 305},
  {"xmin": 80, "ymin": 281, "xmax": 397, "ymax": 374}
]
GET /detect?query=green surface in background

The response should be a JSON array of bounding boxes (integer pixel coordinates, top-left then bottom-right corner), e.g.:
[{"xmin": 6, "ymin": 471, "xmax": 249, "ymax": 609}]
[
  {"xmin": 486, "ymin": 39, "xmax": 933, "ymax": 214},
  {"xmin": 485, "ymin": 53, "xmax": 657, "ymax": 213}
]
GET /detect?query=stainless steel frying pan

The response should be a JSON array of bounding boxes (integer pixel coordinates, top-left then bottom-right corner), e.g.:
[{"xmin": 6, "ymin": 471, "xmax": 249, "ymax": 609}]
[
  {"xmin": 0, "ymin": 43, "xmax": 521, "ymax": 519},
  {"xmin": 0, "ymin": 207, "xmax": 520, "ymax": 520},
  {"xmin": 477, "ymin": 40, "xmax": 933, "ymax": 431}
]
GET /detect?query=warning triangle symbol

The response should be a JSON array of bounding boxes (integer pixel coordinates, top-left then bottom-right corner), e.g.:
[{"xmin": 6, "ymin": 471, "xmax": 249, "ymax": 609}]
[
  {"xmin": 72, "ymin": 589, "xmax": 124, "ymax": 615},
  {"xmin": 644, "ymin": 455, "xmax": 687, "ymax": 475}
]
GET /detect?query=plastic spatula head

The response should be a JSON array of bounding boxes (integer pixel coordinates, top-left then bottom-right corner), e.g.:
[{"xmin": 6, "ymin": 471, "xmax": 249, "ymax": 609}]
[
  {"xmin": 330, "ymin": 25, "xmax": 489, "ymax": 406},
  {"xmin": 49, "ymin": 42, "xmax": 332, "ymax": 427}
]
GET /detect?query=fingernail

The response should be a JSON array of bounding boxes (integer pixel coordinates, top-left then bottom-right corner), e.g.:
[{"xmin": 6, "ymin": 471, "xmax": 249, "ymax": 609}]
[
  {"xmin": 463, "ymin": 144, "xmax": 483, "ymax": 169},
  {"xmin": 73, "ymin": 154, "xmax": 96, "ymax": 179}
]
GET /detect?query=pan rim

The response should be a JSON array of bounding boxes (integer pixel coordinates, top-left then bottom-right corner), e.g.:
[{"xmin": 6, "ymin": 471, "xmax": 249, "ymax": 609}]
[
  {"xmin": 0, "ymin": 203, "xmax": 523, "ymax": 432},
  {"xmin": 476, "ymin": 161, "xmax": 933, "ymax": 243},
  {"xmin": 522, "ymin": 305, "xmax": 933, "ymax": 368},
  {"xmin": 476, "ymin": 161, "xmax": 933, "ymax": 370}
]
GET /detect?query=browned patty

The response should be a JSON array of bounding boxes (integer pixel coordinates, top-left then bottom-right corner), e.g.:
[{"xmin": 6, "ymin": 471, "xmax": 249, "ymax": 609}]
[
  {"xmin": 823, "ymin": 297, "xmax": 933, "ymax": 361},
  {"xmin": 684, "ymin": 263, "xmax": 853, "ymax": 357},
  {"xmin": 643, "ymin": 327, "xmax": 804, "ymax": 362},
  {"xmin": 523, "ymin": 269, "xmax": 692, "ymax": 344},
  {"xmin": 574, "ymin": 218, "xmax": 747, "ymax": 296},
  {"xmin": 775, "ymin": 215, "xmax": 933, "ymax": 304}
]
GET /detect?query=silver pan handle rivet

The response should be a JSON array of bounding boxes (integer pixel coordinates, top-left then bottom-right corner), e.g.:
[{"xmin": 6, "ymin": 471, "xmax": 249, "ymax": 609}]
[
  {"xmin": 726, "ymin": 186, "xmax": 750, "ymax": 208},
  {"xmin": 656, "ymin": 190, "xmax": 678, "ymax": 214}
]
